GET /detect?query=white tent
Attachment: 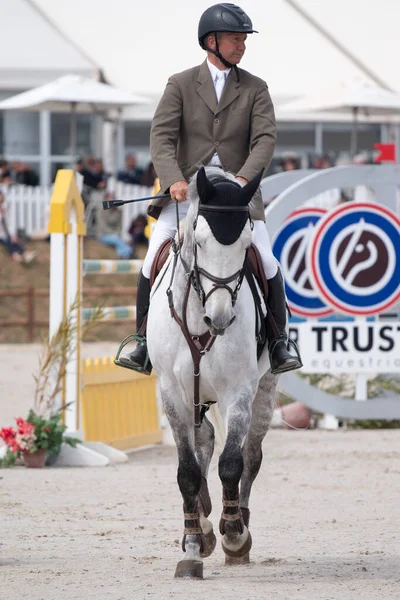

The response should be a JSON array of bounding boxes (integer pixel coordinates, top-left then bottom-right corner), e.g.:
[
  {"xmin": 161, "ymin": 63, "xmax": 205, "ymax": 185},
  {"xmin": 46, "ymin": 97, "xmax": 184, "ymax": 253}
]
[
  {"xmin": 31, "ymin": 0, "xmax": 400, "ymax": 97},
  {"xmin": 279, "ymin": 82, "xmax": 400, "ymax": 115},
  {"xmin": 279, "ymin": 81, "xmax": 400, "ymax": 154},
  {"xmin": 0, "ymin": 74, "xmax": 147, "ymax": 113},
  {"xmin": 0, "ymin": 0, "xmax": 98, "ymax": 91},
  {"xmin": 0, "ymin": 75, "xmax": 149, "ymax": 163}
]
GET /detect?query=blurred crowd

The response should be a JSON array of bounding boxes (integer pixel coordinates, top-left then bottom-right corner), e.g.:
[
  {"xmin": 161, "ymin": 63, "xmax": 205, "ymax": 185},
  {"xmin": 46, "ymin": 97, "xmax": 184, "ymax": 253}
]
[
  {"xmin": 75, "ymin": 153, "xmax": 157, "ymax": 191},
  {"xmin": 0, "ymin": 152, "xmax": 155, "ymax": 266},
  {"xmin": 0, "ymin": 148, "xmax": 374, "ymax": 266},
  {"xmin": 0, "ymin": 159, "xmax": 39, "ymax": 186},
  {"xmin": 266, "ymin": 149, "xmax": 376, "ymax": 177},
  {"xmin": 76, "ymin": 153, "xmax": 155, "ymax": 260}
]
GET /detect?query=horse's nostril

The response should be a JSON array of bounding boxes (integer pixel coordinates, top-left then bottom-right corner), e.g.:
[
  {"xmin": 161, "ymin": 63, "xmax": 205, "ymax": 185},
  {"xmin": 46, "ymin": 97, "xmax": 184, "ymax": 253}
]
[{"xmin": 203, "ymin": 316, "xmax": 212, "ymax": 328}]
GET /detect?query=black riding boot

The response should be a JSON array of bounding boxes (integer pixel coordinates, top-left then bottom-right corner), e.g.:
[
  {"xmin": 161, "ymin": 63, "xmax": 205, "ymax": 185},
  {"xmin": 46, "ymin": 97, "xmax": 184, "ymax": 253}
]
[
  {"xmin": 120, "ymin": 271, "xmax": 152, "ymax": 375},
  {"xmin": 266, "ymin": 268, "xmax": 302, "ymax": 374}
]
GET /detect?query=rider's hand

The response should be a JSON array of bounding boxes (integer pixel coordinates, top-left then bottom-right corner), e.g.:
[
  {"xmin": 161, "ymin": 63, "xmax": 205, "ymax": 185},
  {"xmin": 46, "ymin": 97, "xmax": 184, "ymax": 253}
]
[
  {"xmin": 235, "ymin": 176, "xmax": 248, "ymax": 187},
  {"xmin": 170, "ymin": 180, "xmax": 189, "ymax": 203}
]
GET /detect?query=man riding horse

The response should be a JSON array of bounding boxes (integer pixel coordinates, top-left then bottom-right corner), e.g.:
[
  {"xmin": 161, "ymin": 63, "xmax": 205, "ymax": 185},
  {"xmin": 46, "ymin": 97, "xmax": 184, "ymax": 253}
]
[{"xmin": 120, "ymin": 3, "xmax": 302, "ymax": 375}]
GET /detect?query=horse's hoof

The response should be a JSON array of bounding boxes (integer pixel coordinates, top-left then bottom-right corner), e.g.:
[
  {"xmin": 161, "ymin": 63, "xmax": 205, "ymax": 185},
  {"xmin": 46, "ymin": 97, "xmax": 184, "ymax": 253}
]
[
  {"xmin": 221, "ymin": 530, "xmax": 252, "ymax": 559},
  {"xmin": 174, "ymin": 559, "xmax": 204, "ymax": 580},
  {"xmin": 225, "ymin": 552, "xmax": 250, "ymax": 565},
  {"xmin": 200, "ymin": 529, "xmax": 217, "ymax": 558}
]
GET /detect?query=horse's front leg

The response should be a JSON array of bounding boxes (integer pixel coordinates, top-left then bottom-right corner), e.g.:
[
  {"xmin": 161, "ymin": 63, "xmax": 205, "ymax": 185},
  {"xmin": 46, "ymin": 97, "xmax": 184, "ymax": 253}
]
[
  {"xmin": 218, "ymin": 388, "xmax": 255, "ymax": 565},
  {"xmin": 195, "ymin": 413, "xmax": 217, "ymax": 558},
  {"xmin": 161, "ymin": 387, "xmax": 205, "ymax": 580}
]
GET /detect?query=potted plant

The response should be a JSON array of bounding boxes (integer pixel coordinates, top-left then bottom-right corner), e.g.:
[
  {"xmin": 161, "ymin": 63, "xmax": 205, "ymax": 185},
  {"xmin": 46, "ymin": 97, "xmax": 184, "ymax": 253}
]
[
  {"xmin": 0, "ymin": 410, "xmax": 80, "ymax": 468},
  {"xmin": 0, "ymin": 296, "xmax": 103, "ymax": 469}
]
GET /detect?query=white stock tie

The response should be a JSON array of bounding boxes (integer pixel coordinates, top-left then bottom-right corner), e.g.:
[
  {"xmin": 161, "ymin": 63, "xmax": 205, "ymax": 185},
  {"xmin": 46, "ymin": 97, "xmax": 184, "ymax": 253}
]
[{"xmin": 214, "ymin": 72, "xmax": 227, "ymax": 103}]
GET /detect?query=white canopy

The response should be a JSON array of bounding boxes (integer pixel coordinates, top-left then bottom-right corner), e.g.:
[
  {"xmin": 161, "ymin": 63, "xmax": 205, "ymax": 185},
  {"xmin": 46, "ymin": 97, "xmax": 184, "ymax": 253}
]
[
  {"xmin": 0, "ymin": 74, "xmax": 150, "ymax": 166},
  {"xmin": 0, "ymin": 74, "xmax": 148, "ymax": 113},
  {"xmin": 279, "ymin": 81, "xmax": 400, "ymax": 154},
  {"xmin": 279, "ymin": 81, "xmax": 400, "ymax": 116},
  {"xmin": 32, "ymin": 0, "xmax": 400, "ymax": 98},
  {"xmin": 0, "ymin": 0, "xmax": 97, "ymax": 90}
]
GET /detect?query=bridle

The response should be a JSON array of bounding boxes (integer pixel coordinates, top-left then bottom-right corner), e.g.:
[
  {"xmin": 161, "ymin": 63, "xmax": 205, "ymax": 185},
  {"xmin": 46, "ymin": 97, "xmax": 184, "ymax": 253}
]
[
  {"xmin": 190, "ymin": 204, "xmax": 251, "ymax": 308},
  {"xmin": 166, "ymin": 199, "xmax": 252, "ymax": 429}
]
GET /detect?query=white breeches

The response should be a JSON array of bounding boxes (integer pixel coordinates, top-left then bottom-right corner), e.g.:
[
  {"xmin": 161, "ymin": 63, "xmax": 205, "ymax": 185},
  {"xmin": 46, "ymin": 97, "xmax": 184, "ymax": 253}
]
[{"xmin": 142, "ymin": 200, "xmax": 278, "ymax": 280}]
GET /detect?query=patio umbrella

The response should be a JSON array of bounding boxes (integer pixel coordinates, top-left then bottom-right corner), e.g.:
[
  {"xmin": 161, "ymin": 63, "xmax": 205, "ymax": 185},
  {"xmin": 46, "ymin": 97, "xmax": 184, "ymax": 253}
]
[
  {"xmin": 0, "ymin": 74, "xmax": 149, "ymax": 167},
  {"xmin": 279, "ymin": 81, "xmax": 400, "ymax": 155}
]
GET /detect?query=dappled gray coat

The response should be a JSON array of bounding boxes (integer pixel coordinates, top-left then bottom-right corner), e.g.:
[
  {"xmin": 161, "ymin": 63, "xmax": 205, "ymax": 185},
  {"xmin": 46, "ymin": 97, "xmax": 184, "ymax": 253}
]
[{"xmin": 148, "ymin": 60, "xmax": 277, "ymax": 221}]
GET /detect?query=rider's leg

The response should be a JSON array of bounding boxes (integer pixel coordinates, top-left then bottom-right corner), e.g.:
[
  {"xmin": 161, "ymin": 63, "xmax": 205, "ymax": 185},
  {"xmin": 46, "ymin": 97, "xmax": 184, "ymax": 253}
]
[
  {"xmin": 121, "ymin": 200, "xmax": 190, "ymax": 372},
  {"xmin": 251, "ymin": 220, "xmax": 302, "ymax": 374}
]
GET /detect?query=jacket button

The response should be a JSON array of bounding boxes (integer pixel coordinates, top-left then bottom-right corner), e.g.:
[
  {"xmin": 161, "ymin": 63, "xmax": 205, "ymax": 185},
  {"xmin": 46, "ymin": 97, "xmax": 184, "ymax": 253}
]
[
  {"xmin": 215, "ymin": 141, "xmax": 220, "ymax": 147},
  {"xmin": 214, "ymin": 118, "xmax": 220, "ymax": 123}
]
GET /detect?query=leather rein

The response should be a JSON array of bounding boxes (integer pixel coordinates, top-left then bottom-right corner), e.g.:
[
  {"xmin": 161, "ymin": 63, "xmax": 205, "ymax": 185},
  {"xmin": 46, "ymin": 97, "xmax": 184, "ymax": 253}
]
[{"xmin": 166, "ymin": 201, "xmax": 251, "ymax": 428}]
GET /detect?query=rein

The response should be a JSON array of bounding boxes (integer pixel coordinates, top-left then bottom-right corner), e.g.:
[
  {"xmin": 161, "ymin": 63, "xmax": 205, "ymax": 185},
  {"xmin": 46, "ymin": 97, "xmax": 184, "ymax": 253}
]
[{"xmin": 166, "ymin": 200, "xmax": 250, "ymax": 428}]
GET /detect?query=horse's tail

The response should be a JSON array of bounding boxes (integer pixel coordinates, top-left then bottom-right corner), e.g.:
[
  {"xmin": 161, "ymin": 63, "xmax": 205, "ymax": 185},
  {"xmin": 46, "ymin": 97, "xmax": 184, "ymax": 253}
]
[{"xmin": 208, "ymin": 403, "xmax": 226, "ymax": 452}]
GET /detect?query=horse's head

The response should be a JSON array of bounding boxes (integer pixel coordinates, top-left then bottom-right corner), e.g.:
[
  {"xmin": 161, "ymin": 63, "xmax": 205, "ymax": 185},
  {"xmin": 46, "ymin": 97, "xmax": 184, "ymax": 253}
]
[{"xmin": 191, "ymin": 166, "xmax": 263, "ymax": 336}]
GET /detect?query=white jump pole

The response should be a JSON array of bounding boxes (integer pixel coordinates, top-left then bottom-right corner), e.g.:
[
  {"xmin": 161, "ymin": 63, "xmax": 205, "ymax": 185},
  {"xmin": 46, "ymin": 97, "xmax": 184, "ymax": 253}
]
[{"xmin": 48, "ymin": 170, "xmax": 85, "ymax": 435}]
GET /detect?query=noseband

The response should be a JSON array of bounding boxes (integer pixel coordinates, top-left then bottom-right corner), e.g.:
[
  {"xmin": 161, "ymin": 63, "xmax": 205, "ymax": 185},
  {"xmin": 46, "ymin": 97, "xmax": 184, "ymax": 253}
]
[{"xmin": 191, "ymin": 204, "xmax": 251, "ymax": 307}]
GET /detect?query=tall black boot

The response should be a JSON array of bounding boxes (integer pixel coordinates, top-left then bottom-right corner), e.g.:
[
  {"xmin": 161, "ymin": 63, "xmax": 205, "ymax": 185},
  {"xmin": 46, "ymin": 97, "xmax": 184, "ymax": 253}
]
[
  {"xmin": 119, "ymin": 271, "xmax": 152, "ymax": 375},
  {"xmin": 266, "ymin": 268, "xmax": 302, "ymax": 374}
]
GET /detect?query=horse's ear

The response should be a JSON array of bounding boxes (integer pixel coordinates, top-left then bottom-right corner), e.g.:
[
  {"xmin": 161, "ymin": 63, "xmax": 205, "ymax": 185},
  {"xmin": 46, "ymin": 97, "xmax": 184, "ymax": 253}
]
[
  {"xmin": 196, "ymin": 167, "xmax": 215, "ymax": 204},
  {"xmin": 239, "ymin": 169, "xmax": 264, "ymax": 205}
]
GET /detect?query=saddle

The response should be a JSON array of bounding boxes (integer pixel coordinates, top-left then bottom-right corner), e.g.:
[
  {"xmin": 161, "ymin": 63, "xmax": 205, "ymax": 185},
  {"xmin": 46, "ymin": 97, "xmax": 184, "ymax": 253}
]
[{"xmin": 149, "ymin": 239, "xmax": 269, "ymax": 357}]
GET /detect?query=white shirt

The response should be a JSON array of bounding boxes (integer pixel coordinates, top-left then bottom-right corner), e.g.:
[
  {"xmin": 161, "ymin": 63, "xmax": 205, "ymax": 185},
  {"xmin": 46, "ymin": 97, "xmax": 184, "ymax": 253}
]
[{"xmin": 206, "ymin": 59, "xmax": 231, "ymax": 167}]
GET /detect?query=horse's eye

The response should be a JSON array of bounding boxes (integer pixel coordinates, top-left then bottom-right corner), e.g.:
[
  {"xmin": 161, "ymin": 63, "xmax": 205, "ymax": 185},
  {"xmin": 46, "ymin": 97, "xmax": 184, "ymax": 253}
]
[{"xmin": 196, "ymin": 241, "xmax": 202, "ymax": 249}]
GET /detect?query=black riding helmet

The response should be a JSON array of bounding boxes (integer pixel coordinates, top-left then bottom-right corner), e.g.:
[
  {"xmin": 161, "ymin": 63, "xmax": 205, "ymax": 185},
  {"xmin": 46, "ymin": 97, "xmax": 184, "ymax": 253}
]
[{"xmin": 198, "ymin": 3, "xmax": 258, "ymax": 72}]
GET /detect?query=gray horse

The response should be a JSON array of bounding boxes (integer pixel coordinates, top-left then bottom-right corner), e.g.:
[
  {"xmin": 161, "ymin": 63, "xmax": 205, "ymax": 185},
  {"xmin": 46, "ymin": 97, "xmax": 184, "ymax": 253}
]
[{"xmin": 147, "ymin": 166, "xmax": 279, "ymax": 579}]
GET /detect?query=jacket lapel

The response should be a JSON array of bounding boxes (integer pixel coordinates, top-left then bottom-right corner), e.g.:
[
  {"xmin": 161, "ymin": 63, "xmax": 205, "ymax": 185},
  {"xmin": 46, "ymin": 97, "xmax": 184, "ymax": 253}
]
[
  {"xmin": 196, "ymin": 60, "xmax": 217, "ymax": 114},
  {"xmin": 215, "ymin": 70, "xmax": 240, "ymax": 115}
]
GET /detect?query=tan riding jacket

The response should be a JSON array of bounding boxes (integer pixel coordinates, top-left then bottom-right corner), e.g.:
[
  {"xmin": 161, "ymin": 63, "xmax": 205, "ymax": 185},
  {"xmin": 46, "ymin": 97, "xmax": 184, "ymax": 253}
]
[{"xmin": 148, "ymin": 60, "xmax": 277, "ymax": 221}]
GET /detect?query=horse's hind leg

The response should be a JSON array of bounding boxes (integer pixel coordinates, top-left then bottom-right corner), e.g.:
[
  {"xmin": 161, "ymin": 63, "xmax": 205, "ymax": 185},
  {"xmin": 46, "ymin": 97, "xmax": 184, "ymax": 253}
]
[
  {"xmin": 238, "ymin": 372, "xmax": 278, "ymax": 560},
  {"xmin": 195, "ymin": 413, "xmax": 216, "ymax": 558}
]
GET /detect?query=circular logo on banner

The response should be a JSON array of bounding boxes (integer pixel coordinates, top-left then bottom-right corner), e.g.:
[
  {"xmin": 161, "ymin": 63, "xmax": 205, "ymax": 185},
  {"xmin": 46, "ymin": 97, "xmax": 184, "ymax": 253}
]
[
  {"xmin": 309, "ymin": 202, "xmax": 400, "ymax": 316},
  {"xmin": 272, "ymin": 208, "xmax": 334, "ymax": 317}
]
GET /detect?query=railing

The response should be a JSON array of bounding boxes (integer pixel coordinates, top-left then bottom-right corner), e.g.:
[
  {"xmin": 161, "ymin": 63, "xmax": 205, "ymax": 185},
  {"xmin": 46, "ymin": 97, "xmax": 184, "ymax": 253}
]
[
  {"xmin": 0, "ymin": 286, "xmax": 137, "ymax": 342},
  {"xmin": 0, "ymin": 181, "xmax": 152, "ymax": 239}
]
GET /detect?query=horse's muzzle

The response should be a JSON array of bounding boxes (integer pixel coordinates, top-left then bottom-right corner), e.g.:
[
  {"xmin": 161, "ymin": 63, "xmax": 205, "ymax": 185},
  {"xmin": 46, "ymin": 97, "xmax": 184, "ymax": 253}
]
[{"xmin": 203, "ymin": 314, "xmax": 236, "ymax": 336}]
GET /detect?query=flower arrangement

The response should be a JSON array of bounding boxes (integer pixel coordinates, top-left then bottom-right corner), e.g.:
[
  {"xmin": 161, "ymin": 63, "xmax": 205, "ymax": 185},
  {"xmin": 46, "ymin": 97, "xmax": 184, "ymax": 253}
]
[
  {"xmin": 0, "ymin": 410, "xmax": 80, "ymax": 468},
  {"xmin": 0, "ymin": 296, "xmax": 103, "ymax": 468}
]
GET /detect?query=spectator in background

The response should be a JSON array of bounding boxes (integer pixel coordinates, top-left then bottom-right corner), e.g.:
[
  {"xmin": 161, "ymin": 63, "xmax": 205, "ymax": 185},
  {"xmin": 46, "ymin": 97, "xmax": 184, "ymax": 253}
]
[
  {"xmin": 81, "ymin": 155, "xmax": 106, "ymax": 190},
  {"xmin": 94, "ymin": 158, "xmax": 107, "ymax": 189},
  {"xmin": 0, "ymin": 191, "xmax": 36, "ymax": 263},
  {"xmin": 75, "ymin": 158, "xmax": 84, "ymax": 174},
  {"xmin": 309, "ymin": 153, "xmax": 335, "ymax": 169},
  {"xmin": 319, "ymin": 154, "xmax": 333, "ymax": 169},
  {"xmin": 140, "ymin": 162, "xmax": 157, "ymax": 187},
  {"xmin": 281, "ymin": 156, "xmax": 298, "ymax": 171},
  {"xmin": 117, "ymin": 154, "xmax": 143, "ymax": 185},
  {"xmin": 128, "ymin": 214, "xmax": 148, "ymax": 258},
  {"xmin": 12, "ymin": 161, "xmax": 39, "ymax": 186},
  {"xmin": 0, "ymin": 159, "xmax": 12, "ymax": 184},
  {"xmin": 95, "ymin": 193, "xmax": 133, "ymax": 259}
]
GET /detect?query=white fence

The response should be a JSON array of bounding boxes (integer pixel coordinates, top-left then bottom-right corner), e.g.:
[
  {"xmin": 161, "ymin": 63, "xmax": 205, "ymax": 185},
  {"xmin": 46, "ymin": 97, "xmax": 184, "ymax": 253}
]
[{"xmin": 1, "ymin": 181, "xmax": 153, "ymax": 240}]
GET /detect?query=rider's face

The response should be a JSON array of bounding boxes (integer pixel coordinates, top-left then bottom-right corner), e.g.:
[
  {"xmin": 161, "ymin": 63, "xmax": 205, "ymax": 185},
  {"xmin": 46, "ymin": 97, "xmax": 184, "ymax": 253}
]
[{"xmin": 211, "ymin": 32, "xmax": 247, "ymax": 64}]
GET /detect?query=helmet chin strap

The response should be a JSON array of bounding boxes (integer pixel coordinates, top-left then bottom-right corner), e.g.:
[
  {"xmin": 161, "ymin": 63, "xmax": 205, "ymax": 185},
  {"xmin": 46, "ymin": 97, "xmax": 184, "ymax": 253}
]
[{"xmin": 207, "ymin": 33, "xmax": 240, "ymax": 81}]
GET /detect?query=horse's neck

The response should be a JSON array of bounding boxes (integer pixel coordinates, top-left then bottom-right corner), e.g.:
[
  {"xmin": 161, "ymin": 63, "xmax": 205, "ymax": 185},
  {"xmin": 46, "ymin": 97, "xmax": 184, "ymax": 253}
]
[
  {"xmin": 175, "ymin": 221, "xmax": 194, "ymax": 291},
  {"xmin": 171, "ymin": 206, "xmax": 204, "ymax": 328},
  {"xmin": 178, "ymin": 204, "xmax": 196, "ymax": 281}
]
